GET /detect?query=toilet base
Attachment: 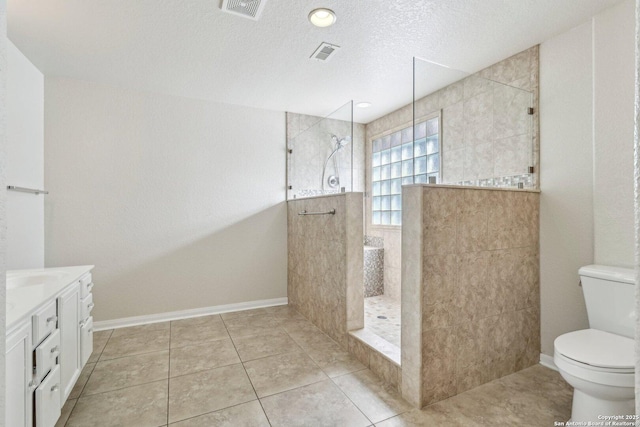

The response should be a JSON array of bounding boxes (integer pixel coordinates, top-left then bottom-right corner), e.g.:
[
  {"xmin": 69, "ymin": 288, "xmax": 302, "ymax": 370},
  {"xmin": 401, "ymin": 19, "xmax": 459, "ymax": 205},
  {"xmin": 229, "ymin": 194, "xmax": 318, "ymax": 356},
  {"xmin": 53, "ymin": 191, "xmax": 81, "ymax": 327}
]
[{"xmin": 571, "ymin": 389, "xmax": 634, "ymax": 423}]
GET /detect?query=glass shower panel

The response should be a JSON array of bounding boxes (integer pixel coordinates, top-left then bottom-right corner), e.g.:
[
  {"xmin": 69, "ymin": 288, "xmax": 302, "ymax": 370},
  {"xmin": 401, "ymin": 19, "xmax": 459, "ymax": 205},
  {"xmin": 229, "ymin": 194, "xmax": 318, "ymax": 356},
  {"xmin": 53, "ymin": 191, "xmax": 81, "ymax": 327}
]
[
  {"xmin": 287, "ymin": 101, "xmax": 354, "ymax": 200},
  {"xmin": 413, "ymin": 58, "xmax": 536, "ymax": 188}
]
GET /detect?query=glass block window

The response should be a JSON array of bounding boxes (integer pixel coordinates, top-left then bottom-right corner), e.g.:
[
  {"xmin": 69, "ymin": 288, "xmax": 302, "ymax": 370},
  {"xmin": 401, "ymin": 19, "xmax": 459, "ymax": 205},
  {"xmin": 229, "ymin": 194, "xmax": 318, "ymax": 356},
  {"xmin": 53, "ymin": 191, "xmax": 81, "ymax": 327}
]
[{"xmin": 371, "ymin": 116, "xmax": 440, "ymax": 226}]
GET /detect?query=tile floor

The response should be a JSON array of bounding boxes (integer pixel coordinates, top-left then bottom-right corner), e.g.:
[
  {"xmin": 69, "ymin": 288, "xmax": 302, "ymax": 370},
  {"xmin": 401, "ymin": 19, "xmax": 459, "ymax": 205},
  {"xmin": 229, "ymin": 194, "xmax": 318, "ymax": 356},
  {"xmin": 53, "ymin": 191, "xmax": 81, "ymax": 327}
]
[
  {"xmin": 56, "ymin": 305, "xmax": 572, "ymax": 426},
  {"xmin": 364, "ymin": 295, "xmax": 401, "ymax": 347}
]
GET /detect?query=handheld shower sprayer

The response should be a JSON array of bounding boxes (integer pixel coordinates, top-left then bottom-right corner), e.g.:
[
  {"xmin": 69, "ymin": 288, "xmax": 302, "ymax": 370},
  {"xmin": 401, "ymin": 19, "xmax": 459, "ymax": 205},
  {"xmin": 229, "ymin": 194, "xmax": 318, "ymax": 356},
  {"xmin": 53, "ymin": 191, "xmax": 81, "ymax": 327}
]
[{"xmin": 322, "ymin": 134, "xmax": 352, "ymax": 190}]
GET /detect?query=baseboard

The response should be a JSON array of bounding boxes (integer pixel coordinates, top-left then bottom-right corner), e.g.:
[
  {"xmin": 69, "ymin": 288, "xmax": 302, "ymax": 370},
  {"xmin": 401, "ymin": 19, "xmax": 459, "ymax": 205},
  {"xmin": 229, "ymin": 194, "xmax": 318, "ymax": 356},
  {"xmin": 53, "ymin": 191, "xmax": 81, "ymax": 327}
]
[
  {"xmin": 539, "ymin": 353, "xmax": 558, "ymax": 371},
  {"xmin": 93, "ymin": 297, "xmax": 289, "ymax": 331}
]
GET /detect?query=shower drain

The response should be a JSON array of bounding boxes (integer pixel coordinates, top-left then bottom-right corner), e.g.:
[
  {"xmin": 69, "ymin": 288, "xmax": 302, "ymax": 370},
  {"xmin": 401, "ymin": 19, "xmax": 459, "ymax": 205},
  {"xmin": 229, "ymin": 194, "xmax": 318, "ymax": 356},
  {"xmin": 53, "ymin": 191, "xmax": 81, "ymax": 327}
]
[{"xmin": 377, "ymin": 315, "xmax": 387, "ymax": 319}]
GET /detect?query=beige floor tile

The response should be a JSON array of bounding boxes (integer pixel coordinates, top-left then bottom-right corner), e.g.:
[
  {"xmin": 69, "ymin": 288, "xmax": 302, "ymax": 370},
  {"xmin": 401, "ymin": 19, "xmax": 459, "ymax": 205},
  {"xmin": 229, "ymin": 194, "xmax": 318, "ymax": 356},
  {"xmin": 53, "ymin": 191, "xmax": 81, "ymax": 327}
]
[
  {"xmin": 430, "ymin": 384, "xmax": 525, "ymax": 426},
  {"xmin": 220, "ymin": 308, "xmax": 269, "ymax": 320},
  {"xmin": 260, "ymin": 379, "xmax": 371, "ymax": 427},
  {"xmin": 223, "ymin": 315, "xmax": 282, "ymax": 339},
  {"xmin": 169, "ymin": 400, "xmax": 269, "ymax": 427},
  {"xmin": 66, "ymin": 380, "xmax": 168, "ymax": 427},
  {"xmin": 170, "ymin": 339, "xmax": 240, "ymax": 377},
  {"xmin": 171, "ymin": 314, "xmax": 223, "ymax": 329},
  {"xmin": 100, "ymin": 329, "xmax": 169, "ymax": 360},
  {"xmin": 68, "ymin": 362, "xmax": 96, "ymax": 399},
  {"xmin": 286, "ymin": 328, "xmax": 341, "ymax": 350},
  {"xmin": 332, "ymin": 369, "xmax": 412, "ymax": 423},
  {"xmin": 170, "ymin": 322, "xmax": 230, "ymax": 348},
  {"xmin": 243, "ymin": 351, "xmax": 328, "ymax": 397},
  {"xmin": 375, "ymin": 405, "xmax": 477, "ymax": 427},
  {"xmin": 168, "ymin": 364, "xmax": 256, "ymax": 423},
  {"xmin": 232, "ymin": 329, "xmax": 302, "ymax": 362},
  {"xmin": 83, "ymin": 350, "xmax": 169, "ymax": 395},
  {"xmin": 265, "ymin": 305, "xmax": 305, "ymax": 320},
  {"xmin": 88, "ymin": 330, "xmax": 113, "ymax": 364},
  {"xmin": 55, "ymin": 398, "xmax": 76, "ymax": 427},
  {"xmin": 110, "ymin": 321, "xmax": 171, "ymax": 338},
  {"xmin": 304, "ymin": 343, "xmax": 366, "ymax": 378}
]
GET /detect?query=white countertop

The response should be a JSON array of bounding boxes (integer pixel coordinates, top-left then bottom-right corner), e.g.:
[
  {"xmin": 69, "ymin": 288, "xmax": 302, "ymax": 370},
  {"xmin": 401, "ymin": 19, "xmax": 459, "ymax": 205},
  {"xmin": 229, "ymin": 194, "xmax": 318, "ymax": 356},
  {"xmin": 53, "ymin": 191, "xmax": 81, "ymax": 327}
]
[{"xmin": 7, "ymin": 265, "xmax": 94, "ymax": 332}]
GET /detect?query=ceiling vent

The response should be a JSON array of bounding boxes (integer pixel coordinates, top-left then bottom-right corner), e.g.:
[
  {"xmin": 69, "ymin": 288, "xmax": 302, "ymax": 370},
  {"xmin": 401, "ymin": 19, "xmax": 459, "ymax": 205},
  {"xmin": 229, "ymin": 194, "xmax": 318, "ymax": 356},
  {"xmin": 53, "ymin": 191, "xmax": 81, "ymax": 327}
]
[
  {"xmin": 221, "ymin": 0, "xmax": 267, "ymax": 20},
  {"xmin": 310, "ymin": 42, "xmax": 340, "ymax": 61}
]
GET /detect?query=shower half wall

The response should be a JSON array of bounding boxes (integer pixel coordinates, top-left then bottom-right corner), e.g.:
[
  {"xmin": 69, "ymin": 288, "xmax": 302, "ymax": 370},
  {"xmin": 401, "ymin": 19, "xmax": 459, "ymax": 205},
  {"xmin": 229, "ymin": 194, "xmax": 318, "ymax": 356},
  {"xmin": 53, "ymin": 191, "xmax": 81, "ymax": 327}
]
[
  {"xmin": 287, "ymin": 193, "xmax": 364, "ymax": 348},
  {"xmin": 402, "ymin": 185, "xmax": 540, "ymax": 407}
]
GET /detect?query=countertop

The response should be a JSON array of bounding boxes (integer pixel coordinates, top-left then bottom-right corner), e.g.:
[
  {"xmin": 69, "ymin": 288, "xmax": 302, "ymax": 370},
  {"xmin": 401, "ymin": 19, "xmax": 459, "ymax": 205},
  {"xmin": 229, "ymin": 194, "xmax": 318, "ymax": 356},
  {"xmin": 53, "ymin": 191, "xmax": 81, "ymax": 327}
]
[{"xmin": 7, "ymin": 265, "xmax": 94, "ymax": 333}]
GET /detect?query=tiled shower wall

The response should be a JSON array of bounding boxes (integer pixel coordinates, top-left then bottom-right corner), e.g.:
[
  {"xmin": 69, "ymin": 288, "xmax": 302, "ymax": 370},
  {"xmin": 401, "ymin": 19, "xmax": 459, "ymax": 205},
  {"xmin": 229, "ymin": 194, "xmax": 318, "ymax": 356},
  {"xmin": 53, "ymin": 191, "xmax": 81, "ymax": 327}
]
[
  {"xmin": 287, "ymin": 193, "xmax": 364, "ymax": 348},
  {"xmin": 402, "ymin": 185, "xmax": 540, "ymax": 407},
  {"xmin": 365, "ymin": 46, "xmax": 540, "ymax": 303},
  {"xmin": 287, "ymin": 112, "xmax": 366, "ymax": 198}
]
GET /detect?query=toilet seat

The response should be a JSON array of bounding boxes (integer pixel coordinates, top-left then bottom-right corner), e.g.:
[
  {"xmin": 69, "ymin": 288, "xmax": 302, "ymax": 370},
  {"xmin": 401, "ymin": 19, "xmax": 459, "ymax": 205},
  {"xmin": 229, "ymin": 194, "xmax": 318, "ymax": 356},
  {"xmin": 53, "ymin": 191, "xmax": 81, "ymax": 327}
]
[
  {"xmin": 554, "ymin": 329, "xmax": 635, "ymax": 388},
  {"xmin": 555, "ymin": 329, "xmax": 634, "ymax": 370}
]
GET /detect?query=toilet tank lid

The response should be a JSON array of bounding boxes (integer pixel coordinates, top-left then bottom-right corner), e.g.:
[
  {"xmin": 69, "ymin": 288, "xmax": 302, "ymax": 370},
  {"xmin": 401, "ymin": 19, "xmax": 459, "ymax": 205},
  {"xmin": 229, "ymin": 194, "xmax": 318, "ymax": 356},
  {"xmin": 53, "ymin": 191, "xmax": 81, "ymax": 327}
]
[
  {"xmin": 579, "ymin": 265, "xmax": 636, "ymax": 285},
  {"xmin": 555, "ymin": 329, "xmax": 634, "ymax": 369}
]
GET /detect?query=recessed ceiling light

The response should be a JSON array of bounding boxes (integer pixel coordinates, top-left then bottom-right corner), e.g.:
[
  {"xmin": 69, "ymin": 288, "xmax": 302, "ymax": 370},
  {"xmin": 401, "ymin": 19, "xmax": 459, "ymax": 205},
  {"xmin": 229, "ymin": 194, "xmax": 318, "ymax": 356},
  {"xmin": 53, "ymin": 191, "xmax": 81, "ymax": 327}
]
[
  {"xmin": 308, "ymin": 8, "xmax": 336, "ymax": 27},
  {"xmin": 356, "ymin": 102, "xmax": 372, "ymax": 108}
]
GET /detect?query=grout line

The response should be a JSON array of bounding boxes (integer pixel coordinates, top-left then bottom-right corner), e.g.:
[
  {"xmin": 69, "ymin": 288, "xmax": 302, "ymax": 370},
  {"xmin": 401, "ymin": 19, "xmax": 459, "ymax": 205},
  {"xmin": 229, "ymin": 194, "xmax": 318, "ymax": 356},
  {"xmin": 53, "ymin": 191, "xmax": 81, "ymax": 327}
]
[
  {"xmin": 62, "ymin": 397, "xmax": 80, "ymax": 427},
  {"xmin": 222, "ymin": 317, "xmax": 273, "ymax": 427},
  {"xmin": 70, "ymin": 378, "xmax": 168, "ymax": 399},
  {"xmin": 166, "ymin": 399, "xmax": 264, "ymax": 426},
  {"xmin": 327, "ymin": 375, "xmax": 375, "ymax": 426},
  {"xmin": 74, "ymin": 361, "xmax": 97, "ymax": 399}
]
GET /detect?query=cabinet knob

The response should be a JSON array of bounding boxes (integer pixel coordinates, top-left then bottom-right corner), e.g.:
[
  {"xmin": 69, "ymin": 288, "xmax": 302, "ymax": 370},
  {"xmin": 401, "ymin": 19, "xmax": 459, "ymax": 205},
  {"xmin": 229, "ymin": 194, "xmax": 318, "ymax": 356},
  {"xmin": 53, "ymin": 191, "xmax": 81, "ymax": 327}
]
[
  {"xmin": 46, "ymin": 316, "xmax": 58, "ymax": 324},
  {"xmin": 50, "ymin": 384, "xmax": 59, "ymax": 392},
  {"xmin": 50, "ymin": 346, "xmax": 59, "ymax": 354},
  {"xmin": 87, "ymin": 303, "xmax": 95, "ymax": 310}
]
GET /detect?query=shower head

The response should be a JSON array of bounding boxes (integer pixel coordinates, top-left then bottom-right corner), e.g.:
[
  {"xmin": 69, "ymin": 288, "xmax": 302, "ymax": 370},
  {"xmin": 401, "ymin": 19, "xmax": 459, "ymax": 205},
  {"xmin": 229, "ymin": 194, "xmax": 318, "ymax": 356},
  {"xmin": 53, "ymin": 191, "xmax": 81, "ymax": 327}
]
[{"xmin": 331, "ymin": 134, "xmax": 352, "ymax": 148}]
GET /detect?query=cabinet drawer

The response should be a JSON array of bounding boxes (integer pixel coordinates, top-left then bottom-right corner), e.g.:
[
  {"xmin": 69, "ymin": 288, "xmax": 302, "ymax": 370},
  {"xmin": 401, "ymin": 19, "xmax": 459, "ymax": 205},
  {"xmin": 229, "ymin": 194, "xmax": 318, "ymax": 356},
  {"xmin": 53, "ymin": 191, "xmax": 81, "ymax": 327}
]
[
  {"xmin": 35, "ymin": 329, "xmax": 60, "ymax": 383},
  {"xmin": 35, "ymin": 365, "xmax": 61, "ymax": 427},
  {"xmin": 80, "ymin": 317, "xmax": 93, "ymax": 368},
  {"xmin": 79, "ymin": 274, "xmax": 93, "ymax": 299},
  {"xmin": 81, "ymin": 293, "xmax": 94, "ymax": 320},
  {"xmin": 32, "ymin": 301, "xmax": 58, "ymax": 347}
]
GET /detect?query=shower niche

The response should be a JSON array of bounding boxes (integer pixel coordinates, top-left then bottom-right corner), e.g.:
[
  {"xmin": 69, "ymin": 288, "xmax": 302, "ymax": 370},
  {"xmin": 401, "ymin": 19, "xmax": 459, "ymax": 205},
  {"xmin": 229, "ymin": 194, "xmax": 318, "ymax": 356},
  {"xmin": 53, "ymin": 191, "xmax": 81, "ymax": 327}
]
[{"xmin": 286, "ymin": 101, "xmax": 365, "ymax": 199}]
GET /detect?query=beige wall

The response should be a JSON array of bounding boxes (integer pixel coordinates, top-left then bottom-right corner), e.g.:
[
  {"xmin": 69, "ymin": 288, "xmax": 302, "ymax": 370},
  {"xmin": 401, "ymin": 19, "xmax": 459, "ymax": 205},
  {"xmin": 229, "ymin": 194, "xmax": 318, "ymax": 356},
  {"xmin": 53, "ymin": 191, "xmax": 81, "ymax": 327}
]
[
  {"xmin": 45, "ymin": 77, "xmax": 288, "ymax": 322},
  {"xmin": 539, "ymin": 0, "xmax": 635, "ymax": 357},
  {"xmin": 402, "ymin": 185, "xmax": 540, "ymax": 407},
  {"xmin": 287, "ymin": 193, "xmax": 363, "ymax": 348}
]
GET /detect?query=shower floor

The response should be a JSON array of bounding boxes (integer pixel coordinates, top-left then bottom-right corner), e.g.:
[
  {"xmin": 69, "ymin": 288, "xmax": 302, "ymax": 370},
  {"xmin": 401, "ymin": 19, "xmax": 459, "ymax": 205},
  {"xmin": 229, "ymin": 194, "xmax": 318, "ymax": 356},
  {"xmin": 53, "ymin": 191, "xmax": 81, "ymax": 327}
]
[{"xmin": 364, "ymin": 295, "xmax": 401, "ymax": 347}]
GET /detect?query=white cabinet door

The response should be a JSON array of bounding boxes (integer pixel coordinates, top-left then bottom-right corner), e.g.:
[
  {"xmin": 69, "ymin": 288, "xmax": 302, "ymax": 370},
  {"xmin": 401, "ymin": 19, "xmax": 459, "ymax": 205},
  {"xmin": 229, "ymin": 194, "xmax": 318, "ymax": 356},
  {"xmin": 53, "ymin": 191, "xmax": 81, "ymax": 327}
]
[
  {"xmin": 80, "ymin": 317, "xmax": 93, "ymax": 367},
  {"xmin": 58, "ymin": 282, "xmax": 81, "ymax": 405},
  {"xmin": 35, "ymin": 365, "xmax": 61, "ymax": 427},
  {"xmin": 6, "ymin": 321, "xmax": 33, "ymax": 427}
]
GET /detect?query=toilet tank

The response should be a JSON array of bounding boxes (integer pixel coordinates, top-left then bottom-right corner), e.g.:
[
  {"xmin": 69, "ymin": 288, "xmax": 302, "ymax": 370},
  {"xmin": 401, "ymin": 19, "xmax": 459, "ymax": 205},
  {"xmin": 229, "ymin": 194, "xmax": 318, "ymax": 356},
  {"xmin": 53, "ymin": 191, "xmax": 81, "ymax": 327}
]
[{"xmin": 580, "ymin": 264, "xmax": 636, "ymax": 338}]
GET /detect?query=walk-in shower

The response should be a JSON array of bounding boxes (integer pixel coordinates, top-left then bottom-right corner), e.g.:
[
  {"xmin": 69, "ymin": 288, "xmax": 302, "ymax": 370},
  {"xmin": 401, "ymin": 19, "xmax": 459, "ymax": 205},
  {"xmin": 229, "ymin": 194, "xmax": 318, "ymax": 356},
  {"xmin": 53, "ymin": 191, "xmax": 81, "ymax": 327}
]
[
  {"xmin": 286, "ymin": 100, "xmax": 359, "ymax": 199},
  {"xmin": 321, "ymin": 134, "xmax": 352, "ymax": 190}
]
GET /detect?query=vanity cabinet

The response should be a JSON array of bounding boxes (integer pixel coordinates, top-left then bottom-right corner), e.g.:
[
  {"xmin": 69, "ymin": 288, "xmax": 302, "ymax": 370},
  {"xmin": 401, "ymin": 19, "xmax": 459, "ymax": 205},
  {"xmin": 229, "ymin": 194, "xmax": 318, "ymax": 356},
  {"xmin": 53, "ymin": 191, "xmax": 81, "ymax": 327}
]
[
  {"xmin": 6, "ymin": 322, "xmax": 33, "ymax": 427},
  {"xmin": 6, "ymin": 269, "xmax": 95, "ymax": 427},
  {"xmin": 58, "ymin": 283, "xmax": 81, "ymax": 403}
]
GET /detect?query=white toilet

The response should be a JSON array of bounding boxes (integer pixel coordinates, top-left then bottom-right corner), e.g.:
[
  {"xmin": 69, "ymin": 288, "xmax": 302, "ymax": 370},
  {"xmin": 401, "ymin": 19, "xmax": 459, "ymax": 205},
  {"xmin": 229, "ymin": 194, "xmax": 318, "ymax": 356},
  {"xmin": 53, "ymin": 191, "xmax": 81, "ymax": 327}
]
[{"xmin": 554, "ymin": 265, "xmax": 636, "ymax": 423}]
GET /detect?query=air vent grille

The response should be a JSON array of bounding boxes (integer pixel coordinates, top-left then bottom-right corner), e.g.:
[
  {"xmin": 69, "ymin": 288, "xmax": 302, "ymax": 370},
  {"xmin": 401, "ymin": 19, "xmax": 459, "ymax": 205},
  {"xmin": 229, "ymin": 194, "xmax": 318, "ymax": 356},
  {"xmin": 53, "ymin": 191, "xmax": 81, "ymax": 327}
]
[
  {"xmin": 221, "ymin": 0, "xmax": 266, "ymax": 20},
  {"xmin": 310, "ymin": 42, "xmax": 340, "ymax": 61}
]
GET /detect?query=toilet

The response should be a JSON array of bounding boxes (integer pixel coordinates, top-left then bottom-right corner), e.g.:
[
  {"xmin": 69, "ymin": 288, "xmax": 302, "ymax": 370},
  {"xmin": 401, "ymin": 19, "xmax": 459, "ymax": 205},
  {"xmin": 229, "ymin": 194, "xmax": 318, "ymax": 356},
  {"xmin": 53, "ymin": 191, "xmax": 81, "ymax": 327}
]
[{"xmin": 554, "ymin": 265, "xmax": 636, "ymax": 423}]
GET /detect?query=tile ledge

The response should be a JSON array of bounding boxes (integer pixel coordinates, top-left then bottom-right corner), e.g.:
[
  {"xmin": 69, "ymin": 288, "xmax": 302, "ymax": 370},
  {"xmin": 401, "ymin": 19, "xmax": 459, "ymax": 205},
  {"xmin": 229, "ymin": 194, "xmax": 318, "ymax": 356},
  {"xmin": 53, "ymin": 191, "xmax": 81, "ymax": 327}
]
[{"xmin": 349, "ymin": 328, "xmax": 401, "ymax": 366}]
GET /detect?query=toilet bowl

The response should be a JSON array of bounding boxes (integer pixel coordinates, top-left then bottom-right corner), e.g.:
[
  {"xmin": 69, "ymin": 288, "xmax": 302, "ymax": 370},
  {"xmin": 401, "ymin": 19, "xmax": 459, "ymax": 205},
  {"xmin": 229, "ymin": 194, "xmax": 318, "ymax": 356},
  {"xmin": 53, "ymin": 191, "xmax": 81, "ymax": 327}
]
[
  {"xmin": 554, "ymin": 329, "xmax": 634, "ymax": 422},
  {"xmin": 553, "ymin": 265, "xmax": 636, "ymax": 423}
]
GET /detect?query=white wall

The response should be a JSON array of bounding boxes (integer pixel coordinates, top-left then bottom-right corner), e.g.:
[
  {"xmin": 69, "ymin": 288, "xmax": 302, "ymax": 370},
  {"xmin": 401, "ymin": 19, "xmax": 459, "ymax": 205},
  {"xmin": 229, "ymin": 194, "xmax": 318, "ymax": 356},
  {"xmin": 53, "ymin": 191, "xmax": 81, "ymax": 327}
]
[
  {"xmin": 539, "ymin": 21, "xmax": 593, "ymax": 356},
  {"xmin": 7, "ymin": 39, "xmax": 43, "ymax": 269},
  {"xmin": 593, "ymin": 0, "xmax": 636, "ymax": 267},
  {"xmin": 539, "ymin": 0, "xmax": 635, "ymax": 356},
  {"xmin": 45, "ymin": 78, "xmax": 288, "ymax": 321},
  {"xmin": 0, "ymin": 0, "xmax": 9, "ymax": 420}
]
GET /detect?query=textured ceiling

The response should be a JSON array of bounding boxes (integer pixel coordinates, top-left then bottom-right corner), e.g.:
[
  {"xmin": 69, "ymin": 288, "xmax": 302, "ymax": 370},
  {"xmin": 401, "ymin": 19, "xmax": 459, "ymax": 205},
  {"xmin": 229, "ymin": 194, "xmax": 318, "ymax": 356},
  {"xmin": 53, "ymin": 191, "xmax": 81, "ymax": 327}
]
[{"xmin": 8, "ymin": 0, "xmax": 623, "ymax": 123}]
